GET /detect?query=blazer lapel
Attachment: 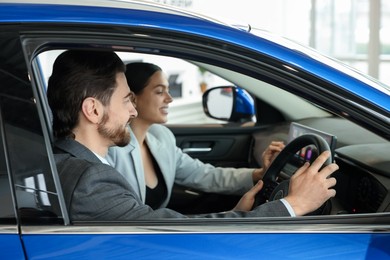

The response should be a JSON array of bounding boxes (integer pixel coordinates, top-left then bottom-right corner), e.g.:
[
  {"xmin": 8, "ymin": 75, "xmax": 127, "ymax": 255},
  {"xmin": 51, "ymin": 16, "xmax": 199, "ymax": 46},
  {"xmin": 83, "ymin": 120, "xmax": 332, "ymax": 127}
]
[
  {"xmin": 146, "ymin": 132, "xmax": 173, "ymax": 200},
  {"xmin": 128, "ymin": 130, "xmax": 147, "ymax": 202}
]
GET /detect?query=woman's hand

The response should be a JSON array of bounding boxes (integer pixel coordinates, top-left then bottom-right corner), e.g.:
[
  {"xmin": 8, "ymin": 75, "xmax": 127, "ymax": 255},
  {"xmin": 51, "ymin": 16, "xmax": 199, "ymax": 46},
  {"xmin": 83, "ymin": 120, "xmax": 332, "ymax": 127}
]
[
  {"xmin": 252, "ymin": 141, "xmax": 285, "ymax": 182},
  {"xmin": 262, "ymin": 141, "xmax": 285, "ymax": 170},
  {"xmin": 232, "ymin": 180, "xmax": 263, "ymax": 211}
]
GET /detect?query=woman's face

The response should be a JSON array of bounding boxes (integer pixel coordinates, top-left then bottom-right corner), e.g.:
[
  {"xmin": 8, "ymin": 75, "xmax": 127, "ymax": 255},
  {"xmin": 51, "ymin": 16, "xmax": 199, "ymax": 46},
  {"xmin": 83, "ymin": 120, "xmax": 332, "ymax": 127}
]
[{"xmin": 134, "ymin": 70, "xmax": 173, "ymax": 124}]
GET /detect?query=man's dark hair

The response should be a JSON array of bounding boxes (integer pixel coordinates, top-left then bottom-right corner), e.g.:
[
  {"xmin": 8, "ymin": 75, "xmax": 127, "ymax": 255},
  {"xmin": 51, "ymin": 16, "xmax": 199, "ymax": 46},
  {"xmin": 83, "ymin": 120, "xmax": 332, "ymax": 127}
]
[{"xmin": 47, "ymin": 50, "xmax": 125, "ymax": 139}]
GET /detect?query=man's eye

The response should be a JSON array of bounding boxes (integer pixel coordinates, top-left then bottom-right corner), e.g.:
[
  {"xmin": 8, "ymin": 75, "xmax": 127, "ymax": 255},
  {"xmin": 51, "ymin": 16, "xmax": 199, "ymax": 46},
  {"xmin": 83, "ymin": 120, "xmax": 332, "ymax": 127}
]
[{"xmin": 129, "ymin": 92, "xmax": 135, "ymax": 102}]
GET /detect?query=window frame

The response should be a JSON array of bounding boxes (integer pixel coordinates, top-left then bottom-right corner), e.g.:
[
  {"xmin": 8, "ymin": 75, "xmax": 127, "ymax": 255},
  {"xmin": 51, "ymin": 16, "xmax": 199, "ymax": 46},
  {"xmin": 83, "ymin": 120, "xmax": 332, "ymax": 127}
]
[{"xmin": 20, "ymin": 23, "xmax": 390, "ymax": 229}]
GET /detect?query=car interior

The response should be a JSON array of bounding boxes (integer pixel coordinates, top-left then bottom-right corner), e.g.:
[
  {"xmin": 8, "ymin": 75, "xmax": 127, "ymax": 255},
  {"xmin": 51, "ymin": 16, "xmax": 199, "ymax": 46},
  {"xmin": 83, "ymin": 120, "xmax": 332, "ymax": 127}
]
[
  {"xmin": 6, "ymin": 36, "xmax": 389, "ymax": 225},
  {"xmin": 166, "ymin": 59, "xmax": 390, "ymax": 216}
]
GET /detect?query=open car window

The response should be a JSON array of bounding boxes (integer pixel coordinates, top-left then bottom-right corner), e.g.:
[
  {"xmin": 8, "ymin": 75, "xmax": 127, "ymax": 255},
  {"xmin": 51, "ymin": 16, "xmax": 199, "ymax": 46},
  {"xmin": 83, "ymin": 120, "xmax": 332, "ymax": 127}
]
[
  {"xmin": 31, "ymin": 40, "xmax": 389, "ymax": 224},
  {"xmin": 38, "ymin": 51, "xmax": 234, "ymax": 125}
]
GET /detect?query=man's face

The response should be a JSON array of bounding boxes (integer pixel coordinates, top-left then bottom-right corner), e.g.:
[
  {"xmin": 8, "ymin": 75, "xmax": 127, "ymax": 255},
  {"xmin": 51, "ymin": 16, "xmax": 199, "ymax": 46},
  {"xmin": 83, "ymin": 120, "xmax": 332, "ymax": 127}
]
[{"xmin": 98, "ymin": 72, "xmax": 137, "ymax": 147}]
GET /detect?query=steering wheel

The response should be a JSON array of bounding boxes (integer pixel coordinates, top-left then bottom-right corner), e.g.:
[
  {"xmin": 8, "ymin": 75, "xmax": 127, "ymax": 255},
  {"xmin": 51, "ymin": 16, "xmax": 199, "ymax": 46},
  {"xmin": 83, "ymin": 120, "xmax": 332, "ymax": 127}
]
[{"xmin": 255, "ymin": 133, "xmax": 333, "ymax": 215}]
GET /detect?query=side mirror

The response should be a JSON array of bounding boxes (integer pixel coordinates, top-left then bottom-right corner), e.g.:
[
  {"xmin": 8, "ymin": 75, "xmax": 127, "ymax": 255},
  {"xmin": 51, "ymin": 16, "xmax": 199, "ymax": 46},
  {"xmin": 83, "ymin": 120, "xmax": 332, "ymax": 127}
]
[{"xmin": 202, "ymin": 86, "xmax": 255, "ymax": 123}]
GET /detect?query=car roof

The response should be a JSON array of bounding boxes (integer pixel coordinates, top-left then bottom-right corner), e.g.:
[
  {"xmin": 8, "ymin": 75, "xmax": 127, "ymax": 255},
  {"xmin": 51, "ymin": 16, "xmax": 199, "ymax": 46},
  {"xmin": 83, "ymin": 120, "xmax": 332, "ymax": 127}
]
[
  {"xmin": 0, "ymin": 0, "xmax": 248, "ymax": 29},
  {"xmin": 0, "ymin": 0, "xmax": 389, "ymax": 114}
]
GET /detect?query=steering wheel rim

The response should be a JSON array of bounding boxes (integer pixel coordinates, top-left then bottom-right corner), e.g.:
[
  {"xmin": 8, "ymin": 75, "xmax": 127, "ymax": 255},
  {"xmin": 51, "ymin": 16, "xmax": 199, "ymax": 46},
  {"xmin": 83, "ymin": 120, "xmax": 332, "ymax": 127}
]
[{"xmin": 255, "ymin": 133, "xmax": 332, "ymax": 215}]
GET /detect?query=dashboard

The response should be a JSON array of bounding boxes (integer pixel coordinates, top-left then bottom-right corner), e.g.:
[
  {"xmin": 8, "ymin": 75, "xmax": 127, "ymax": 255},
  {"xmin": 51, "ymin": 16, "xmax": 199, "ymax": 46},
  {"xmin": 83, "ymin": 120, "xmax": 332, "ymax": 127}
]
[
  {"xmin": 334, "ymin": 143, "xmax": 390, "ymax": 214},
  {"xmin": 254, "ymin": 117, "xmax": 390, "ymax": 214}
]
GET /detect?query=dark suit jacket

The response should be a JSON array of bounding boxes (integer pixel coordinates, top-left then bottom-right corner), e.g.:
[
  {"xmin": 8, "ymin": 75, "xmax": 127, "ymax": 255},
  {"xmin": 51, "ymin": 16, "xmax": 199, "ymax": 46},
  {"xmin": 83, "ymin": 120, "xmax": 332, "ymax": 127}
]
[{"xmin": 53, "ymin": 138, "xmax": 290, "ymax": 221}]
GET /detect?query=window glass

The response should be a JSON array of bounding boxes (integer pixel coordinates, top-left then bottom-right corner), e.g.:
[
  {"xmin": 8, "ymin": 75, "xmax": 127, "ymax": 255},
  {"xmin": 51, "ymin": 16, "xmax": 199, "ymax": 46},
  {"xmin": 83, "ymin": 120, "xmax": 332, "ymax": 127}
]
[
  {"xmin": 0, "ymin": 34, "xmax": 62, "ymax": 223},
  {"xmin": 0, "ymin": 121, "xmax": 15, "ymax": 220}
]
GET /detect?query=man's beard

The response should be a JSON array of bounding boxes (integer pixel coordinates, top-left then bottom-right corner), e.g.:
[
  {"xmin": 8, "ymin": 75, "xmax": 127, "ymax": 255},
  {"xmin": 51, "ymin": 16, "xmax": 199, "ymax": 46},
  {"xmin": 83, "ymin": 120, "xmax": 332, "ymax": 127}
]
[{"xmin": 97, "ymin": 112, "xmax": 130, "ymax": 147}]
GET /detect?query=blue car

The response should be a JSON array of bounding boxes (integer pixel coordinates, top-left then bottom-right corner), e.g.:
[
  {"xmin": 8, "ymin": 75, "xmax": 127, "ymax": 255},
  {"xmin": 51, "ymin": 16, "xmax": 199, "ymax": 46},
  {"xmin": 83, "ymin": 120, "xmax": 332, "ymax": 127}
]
[{"xmin": 1, "ymin": 1, "xmax": 389, "ymax": 259}]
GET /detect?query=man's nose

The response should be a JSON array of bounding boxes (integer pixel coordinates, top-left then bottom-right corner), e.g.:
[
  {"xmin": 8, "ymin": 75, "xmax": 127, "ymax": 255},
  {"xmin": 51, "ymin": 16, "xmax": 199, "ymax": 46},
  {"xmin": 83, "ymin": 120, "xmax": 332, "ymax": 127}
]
[{"xmin": 129, "ymin": 102, "xmax": 138, "ymax": 118}]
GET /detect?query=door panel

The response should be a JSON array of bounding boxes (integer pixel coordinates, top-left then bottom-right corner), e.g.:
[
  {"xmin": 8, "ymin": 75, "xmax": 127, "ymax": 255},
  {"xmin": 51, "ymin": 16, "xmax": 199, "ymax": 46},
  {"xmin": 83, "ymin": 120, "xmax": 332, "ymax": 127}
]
[
  {"xmin": 0, "ymin": 233, "xmax": 26, "ymax": 259},
  {"xmin": 170, "ymin": 125, "xmax": 257, "ymax": 167},
  {"xmin": 167, "ymin": 125, "xmax": 261, "ymax": 214}
]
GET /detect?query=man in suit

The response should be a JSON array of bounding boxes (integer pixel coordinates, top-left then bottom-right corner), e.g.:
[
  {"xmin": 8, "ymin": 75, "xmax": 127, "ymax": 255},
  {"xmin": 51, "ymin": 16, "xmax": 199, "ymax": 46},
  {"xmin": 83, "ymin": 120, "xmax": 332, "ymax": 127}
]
[{"xmin": 47, "ymin": 50, "xmax": 338, "ymax": 221}]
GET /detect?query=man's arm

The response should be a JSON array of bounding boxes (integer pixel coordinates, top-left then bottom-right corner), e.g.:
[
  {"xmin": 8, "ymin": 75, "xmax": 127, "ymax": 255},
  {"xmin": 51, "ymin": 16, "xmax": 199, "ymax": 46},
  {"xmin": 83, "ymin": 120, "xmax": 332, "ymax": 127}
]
[{"xmin": 65, "ymin": 161, "xmax": 291, "ymax": 221}]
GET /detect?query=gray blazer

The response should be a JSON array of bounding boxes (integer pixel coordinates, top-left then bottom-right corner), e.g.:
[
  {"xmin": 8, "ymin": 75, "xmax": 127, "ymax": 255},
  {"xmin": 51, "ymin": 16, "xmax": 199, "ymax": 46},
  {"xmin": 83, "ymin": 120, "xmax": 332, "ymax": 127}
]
[
  {"xmin": 54, "ymin": 138, "xmax": 290, "ymax": 221},
  {"xmin": 107, "ymin": 124, "xmax": 254, "ymax": 208}
]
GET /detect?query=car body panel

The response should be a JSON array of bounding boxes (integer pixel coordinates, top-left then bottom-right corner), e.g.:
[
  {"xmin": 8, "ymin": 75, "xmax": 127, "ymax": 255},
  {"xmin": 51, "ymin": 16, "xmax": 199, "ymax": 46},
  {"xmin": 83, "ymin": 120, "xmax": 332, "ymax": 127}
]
[
  {"xmin": 19, "ymin": 230, "xmax": 390, "ymax": 259},
  {"xmin": 0, "ymin": 233, "xmax": 25, "ymax": 259}
]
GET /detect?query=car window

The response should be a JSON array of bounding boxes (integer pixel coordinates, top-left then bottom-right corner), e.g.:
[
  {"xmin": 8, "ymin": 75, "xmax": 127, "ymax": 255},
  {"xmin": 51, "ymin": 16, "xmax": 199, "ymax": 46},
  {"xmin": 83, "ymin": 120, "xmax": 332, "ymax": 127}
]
[
  {"xmin": 38, "ymin": 51, "xmax": 235, "ymax": 125},
  {"xmin": 32, "ymin": 39, "xmax": 388, "ymax": 223}
]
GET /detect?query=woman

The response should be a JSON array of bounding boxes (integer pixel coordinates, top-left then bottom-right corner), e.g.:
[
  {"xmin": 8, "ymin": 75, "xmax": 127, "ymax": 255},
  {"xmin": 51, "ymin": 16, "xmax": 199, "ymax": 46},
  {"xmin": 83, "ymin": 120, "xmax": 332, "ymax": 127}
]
[{"xmin": 107, "ymin": 62, "xmax": 284, "ymax": 210}]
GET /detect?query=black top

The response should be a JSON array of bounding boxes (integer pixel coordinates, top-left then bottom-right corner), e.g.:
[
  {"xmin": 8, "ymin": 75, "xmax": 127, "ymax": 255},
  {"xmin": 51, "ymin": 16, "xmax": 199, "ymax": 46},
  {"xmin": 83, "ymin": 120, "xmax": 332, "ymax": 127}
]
[{"xmin": 145, "ymin": 155, "xmax": 167, "ymax": 210}]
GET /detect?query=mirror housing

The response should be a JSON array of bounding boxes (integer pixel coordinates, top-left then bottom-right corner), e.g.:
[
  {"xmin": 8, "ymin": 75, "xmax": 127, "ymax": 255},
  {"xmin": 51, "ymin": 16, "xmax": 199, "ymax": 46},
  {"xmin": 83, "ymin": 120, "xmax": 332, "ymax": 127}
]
[{"xmin": 202, "ymin": 86, "xmax": 255, "ymax": 123}]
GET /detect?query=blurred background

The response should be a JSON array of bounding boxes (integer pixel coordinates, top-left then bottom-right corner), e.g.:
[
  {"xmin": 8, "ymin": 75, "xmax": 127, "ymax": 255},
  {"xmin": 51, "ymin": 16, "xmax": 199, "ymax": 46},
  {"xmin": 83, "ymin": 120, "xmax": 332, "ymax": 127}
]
[{"xmin": 149, "ymin": 0, "xmax": 390, "ymax": 86}]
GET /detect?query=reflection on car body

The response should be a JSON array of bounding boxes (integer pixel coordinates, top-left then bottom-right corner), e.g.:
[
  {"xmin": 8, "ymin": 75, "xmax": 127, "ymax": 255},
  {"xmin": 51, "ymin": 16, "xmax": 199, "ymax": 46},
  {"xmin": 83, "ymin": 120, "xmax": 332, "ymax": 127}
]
[{"xmin": 0, "ymin": 0, "xmax": 389, "ymax": 259}]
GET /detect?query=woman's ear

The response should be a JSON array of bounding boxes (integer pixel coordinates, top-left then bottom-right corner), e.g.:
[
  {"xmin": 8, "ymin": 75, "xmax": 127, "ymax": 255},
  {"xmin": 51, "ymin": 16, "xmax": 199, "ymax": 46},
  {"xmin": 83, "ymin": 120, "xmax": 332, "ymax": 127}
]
[{"xmin": 81, "ymin": 97, "xmax": 104, "ymax": 124}]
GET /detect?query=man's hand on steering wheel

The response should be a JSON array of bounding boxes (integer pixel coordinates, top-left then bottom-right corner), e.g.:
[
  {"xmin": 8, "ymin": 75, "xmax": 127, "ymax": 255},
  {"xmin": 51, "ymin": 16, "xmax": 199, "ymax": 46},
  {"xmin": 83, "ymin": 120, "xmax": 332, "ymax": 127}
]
[
  {"xmin": 253, "ymin": 133, "xmax": 338, "ymax": 215},
  {"xmin": 284, "ymin": 151, "xmax": 338, "ymax": 216}
]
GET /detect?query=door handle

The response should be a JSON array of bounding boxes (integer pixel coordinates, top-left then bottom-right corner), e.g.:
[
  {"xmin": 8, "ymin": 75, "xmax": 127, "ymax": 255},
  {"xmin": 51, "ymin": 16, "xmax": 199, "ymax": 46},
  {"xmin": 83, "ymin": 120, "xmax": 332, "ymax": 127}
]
[{"xmin": 182, "ymin": 147, "xmax": 212, "ymax": 153}]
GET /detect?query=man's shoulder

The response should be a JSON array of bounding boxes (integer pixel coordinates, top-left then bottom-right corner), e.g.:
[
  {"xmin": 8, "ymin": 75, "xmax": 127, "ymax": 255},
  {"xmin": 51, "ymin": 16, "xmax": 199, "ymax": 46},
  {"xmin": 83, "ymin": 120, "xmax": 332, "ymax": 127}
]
[
  {"xmin": 55, "ymin": 152, "xmax": 124, "ymax": 186},
  {"xmin": 53, "ymin": 138, "xmax": 101, "ymax": 163},
  {"xmin": 53, "ymin": 138, "xmax": 114, "ymax": 182},
  {"xmin": 54, "ymin": 150, "xmax": 128, "ymax": 215},
  {"xmin": 55, "ymin": 153, "xmax": 95, "ymax": 176},
  {"xmin": 55, "ymin": 153, "xmax": 114, "ymax": 173}
]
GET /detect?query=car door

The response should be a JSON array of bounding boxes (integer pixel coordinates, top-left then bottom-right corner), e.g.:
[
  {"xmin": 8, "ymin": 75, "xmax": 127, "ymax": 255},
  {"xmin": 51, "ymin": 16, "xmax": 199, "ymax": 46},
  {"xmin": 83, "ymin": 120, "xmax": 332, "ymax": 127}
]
[
  {"xmin": 0, "ymin": 29, "xmax": 68, "ymax": 259},
  {"xmin": 9, "ymin": 26, "xmax": 380, "ymax": 260},
  {"xmin": 3, "ymin": 2, "xmax": 390, "ymax": 258}
]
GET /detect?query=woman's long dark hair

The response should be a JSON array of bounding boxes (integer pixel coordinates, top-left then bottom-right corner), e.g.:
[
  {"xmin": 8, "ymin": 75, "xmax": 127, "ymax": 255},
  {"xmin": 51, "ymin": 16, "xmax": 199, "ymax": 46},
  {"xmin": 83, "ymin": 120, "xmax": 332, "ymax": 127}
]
[{"xmin": 125, "ymin": 62, "xmax": 162, "ymax": 95}]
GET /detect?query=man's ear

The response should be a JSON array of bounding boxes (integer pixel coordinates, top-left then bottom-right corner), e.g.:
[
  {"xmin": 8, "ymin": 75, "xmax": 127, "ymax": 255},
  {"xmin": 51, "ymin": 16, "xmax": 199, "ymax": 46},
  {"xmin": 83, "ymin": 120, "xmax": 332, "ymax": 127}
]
[{"xmin": 81, "ymin": 97, "xmax": 103, "ymax": 124}]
